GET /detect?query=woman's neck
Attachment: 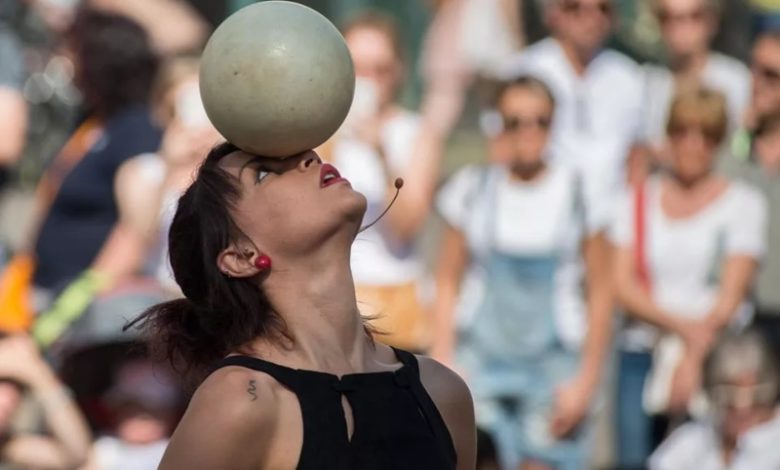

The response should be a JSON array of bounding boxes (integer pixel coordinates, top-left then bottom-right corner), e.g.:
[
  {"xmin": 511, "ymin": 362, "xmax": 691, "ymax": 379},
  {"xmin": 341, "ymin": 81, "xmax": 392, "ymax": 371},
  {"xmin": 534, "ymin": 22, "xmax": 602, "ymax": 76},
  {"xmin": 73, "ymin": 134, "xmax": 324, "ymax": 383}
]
[
  {"xmin": 248, "ymin": 244, "xmax": 373, "ymax": 375},
  {"xmin": 508, "ymin": 160, "xmax": 547, "ymax": 182},
  {"xmin": 670, "ymin": 50, "xmax": 709, "ymax": 85}
]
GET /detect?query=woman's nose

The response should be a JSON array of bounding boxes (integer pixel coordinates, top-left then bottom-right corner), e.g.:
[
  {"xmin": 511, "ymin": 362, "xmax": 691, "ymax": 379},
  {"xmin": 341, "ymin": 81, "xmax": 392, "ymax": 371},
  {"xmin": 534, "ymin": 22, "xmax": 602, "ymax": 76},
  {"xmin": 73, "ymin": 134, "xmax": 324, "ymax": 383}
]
[{"xmin": 297, "ymin": 151, "xmax": 322, "ymax": 170}]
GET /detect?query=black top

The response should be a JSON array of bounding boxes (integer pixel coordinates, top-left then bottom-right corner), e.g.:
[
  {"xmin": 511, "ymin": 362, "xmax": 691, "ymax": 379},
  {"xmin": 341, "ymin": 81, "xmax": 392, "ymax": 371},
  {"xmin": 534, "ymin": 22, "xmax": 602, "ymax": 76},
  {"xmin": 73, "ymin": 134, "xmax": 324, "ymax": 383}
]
[
  {"xmin": 34, "ymin": 105, "xmax": 162, "ymax": 290},
  {"xmin": 213, "ymin": 348, "xmax": 457, "ymax": 470}
]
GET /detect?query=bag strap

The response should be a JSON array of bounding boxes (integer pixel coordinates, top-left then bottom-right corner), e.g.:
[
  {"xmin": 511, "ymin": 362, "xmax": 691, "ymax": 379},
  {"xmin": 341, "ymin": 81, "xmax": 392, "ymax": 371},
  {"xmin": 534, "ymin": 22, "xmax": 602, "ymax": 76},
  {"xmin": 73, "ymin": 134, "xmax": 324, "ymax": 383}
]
[{"xmin": 634, "ymin": 180, "xmax": 651, "ymax": 292}]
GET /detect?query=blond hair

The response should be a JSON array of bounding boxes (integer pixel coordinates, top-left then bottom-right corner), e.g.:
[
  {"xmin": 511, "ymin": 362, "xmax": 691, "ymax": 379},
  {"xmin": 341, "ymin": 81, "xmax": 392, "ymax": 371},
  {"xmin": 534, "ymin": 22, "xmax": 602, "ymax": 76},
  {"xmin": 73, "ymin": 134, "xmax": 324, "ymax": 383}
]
[{"xmin": 666, "ymin": 86, "xmax": 728, "ymax": 144}]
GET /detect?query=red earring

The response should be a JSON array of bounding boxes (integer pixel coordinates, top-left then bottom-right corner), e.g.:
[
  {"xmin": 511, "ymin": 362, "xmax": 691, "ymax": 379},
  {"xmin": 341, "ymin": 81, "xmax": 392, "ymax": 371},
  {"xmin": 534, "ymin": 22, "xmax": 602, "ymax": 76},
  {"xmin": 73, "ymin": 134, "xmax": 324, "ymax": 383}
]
[{"xmin": 254, "ymin": 255, "xmax": 272, "ymax": 271}]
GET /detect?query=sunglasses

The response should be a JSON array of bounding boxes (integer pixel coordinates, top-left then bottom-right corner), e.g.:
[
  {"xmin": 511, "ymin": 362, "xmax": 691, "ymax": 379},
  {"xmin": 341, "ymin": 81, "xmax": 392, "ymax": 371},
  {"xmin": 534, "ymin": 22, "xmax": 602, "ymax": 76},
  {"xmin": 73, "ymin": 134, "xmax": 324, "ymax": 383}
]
[
  {"xmin": 668, "ymin": 122, "xmax": 722, "ymax": 143},
  {"xmin": 502, "ymin": 116, "xmax": 552, "ymax": 133},
  {"xmin": 753, "ymin": 63, "xmax": 780, "ymax": 84},
  {"xmin": 561, "ymin": 0, "xmax": 612, "ymax": 17},
  {"xmin": 657, "ymin": 7, "xmax": 708, "ymax": 25},
  {"xmin": 710, "ymin": 382, "xmax": 777, "ymax": 409}
]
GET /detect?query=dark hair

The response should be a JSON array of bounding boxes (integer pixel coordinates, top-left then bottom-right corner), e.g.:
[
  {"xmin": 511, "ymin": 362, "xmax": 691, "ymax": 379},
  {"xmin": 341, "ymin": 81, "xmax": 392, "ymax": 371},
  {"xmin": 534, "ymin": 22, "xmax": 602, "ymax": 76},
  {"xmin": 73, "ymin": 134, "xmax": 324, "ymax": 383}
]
[
  {"xmin": 128, "ymin": 143, "xmax": 288, "ymax": 385},
  {"xmin": 494, "ymin": 75, "xmax": 556, "ymax": 111},
  {"xmin": 68, "ymin": 8, "xmax": 159, "ymax": 119}
]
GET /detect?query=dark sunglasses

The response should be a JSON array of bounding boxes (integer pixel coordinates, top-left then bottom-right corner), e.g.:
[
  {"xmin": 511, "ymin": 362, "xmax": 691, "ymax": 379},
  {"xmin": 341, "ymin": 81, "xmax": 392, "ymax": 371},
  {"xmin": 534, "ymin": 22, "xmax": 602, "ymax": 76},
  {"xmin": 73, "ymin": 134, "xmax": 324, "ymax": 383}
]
[
  {"xmin": 753, "ymin": 63, "xmax": 780, "ymax": 84},
  {"xmin": 502, "ymin": 116, "xmax": 552, "ymax": 133},
  {"xmin": 658, "ymin": 7, "xmax": 708, "ymax": 25},
  {"xmin": 668, "ymin": 123, "xmax": 722, "ymax": 143},
  {"xmin": 561, "ymin": 0, "xmax": 612, "ymax": 16}
]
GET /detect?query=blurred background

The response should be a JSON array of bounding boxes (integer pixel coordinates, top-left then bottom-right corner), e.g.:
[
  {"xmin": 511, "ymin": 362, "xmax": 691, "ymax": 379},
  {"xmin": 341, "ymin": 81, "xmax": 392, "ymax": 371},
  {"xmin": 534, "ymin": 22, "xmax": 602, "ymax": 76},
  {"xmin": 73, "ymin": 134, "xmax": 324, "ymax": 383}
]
[{"xmin": 1, "ymin": 0, "xmax": 780, "ymax": 469}]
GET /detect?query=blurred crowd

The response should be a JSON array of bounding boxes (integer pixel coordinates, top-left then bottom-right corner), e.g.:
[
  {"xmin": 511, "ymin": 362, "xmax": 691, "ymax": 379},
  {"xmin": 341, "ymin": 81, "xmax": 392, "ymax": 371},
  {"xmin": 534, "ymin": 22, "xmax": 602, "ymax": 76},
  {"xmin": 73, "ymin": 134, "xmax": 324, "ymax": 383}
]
[{"xmin": 1, "ymin": 0, "xmax": 780, "ymax": 469}]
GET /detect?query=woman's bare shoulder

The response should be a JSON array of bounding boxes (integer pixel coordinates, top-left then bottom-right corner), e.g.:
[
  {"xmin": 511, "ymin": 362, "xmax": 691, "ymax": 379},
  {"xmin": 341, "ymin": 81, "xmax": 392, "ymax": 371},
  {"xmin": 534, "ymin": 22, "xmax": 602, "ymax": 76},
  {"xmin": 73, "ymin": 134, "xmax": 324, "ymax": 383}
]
[
  {"xmin": 159, "ymin": 366, "xmax": 281, "ymax": 470},
  {"xmin": 415, "ymin": 356, "xmax": 472, "ymax": 415},
  {"xmin": 416, "ymin": 355, "xmax": 477, "ymax": 470}
]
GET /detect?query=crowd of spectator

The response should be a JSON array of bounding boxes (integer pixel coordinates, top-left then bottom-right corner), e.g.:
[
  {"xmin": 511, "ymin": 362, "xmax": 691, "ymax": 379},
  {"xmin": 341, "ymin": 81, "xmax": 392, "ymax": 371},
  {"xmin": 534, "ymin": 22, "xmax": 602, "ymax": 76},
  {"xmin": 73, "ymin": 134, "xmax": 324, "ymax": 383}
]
[{"xmin": 1, "ymin": 0, "xmax": 780, "ymax": 469}]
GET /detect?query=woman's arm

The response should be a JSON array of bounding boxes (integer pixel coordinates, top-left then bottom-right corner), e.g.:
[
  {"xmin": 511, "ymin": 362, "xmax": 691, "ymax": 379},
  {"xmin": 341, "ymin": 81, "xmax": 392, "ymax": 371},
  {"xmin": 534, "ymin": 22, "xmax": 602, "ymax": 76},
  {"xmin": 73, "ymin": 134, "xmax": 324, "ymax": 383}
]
[
  {"xmin": 418, "ymin": 357, "xmax": 477, "ymax": 470},
  {"xmin": 550, "ymin": 232, "xmax": 613, "ymax": 437},
  {"xmin": 430, "ymin": 225, "xmax": 469, "ymax": 366},
  {"xmin": 0, "ymin": 336, "xmax": 91, "ymax": 470},
  {"xmin": 708, "ymin": 255, "xmax": 759, "ymax": 328},
  {"xmin": 160, "ymin": 369, "xmax": 277, "ymax": 470},
  {"xmin": 89, "ymin": 0, "xmax": 209, "ymax": 55},
  {"xmin": 613, "ymin": 244, "xmax": 712, "ymax": 351}
]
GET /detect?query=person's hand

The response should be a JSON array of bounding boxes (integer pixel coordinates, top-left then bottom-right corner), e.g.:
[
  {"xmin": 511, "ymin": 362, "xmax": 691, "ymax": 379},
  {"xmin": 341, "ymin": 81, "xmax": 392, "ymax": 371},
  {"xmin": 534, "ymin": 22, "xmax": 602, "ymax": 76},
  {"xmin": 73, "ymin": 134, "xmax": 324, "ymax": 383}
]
[
  {"xmin": 668, "ymin": 352, "xmax": 704, "ymax": 414},
  {"xmin": 549, "ymin": 377, "xmax": 592, "ymax": 439},
  {"xmin": 674, "ymin": 317, "xmax": 717, "ymax": 357},
  {"xmin": 0, "ymin": 335, "xmax": 49, "ymax": 386},
  {"xmin": 159, "ymin": 120, "xmax": 216, "ymax": 168}
]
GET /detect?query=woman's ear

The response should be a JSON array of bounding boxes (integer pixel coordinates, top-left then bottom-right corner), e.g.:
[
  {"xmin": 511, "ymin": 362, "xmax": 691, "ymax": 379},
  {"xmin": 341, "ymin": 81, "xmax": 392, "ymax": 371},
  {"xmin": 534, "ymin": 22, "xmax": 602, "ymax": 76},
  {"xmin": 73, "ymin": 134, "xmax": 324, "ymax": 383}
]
[{"xmin": 217, "ymin": 241, "xmax": 257, "ymax": 278}]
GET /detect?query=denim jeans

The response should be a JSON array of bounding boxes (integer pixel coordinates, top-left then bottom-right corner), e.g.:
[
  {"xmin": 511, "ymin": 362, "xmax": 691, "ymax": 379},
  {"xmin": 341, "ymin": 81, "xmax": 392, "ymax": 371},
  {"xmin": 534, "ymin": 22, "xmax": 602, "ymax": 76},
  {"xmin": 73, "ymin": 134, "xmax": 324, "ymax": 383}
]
[{"xmin": 615, "ymin": 350, "xmax": 653, "ymax": 469}]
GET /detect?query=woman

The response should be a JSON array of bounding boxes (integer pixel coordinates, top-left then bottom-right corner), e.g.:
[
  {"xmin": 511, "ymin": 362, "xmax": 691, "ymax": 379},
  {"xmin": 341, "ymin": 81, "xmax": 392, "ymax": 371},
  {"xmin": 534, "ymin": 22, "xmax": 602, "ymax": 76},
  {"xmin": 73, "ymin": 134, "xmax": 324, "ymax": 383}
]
[
  {"xmin": 649, "ymin": 329, "xmax": 780, "ymax": 469},
  {"xmin": 28, "ymin": 8, "xmax": 162, "ymax": 347},
  {"xmin": 611, "ymin": 87, "xmax": 768, "ymax": 465},
  {"xmin": 113, "ymin": 54, "xmax": 220, "ymax": 295},
  {"xmin": 324, "ymin": 12, "xmax": 462, "ymax": 351},
  {"xmin": 131, "ymin": 144, "xmax": 477, "ymax": 469},
  {"xmin": 432, "ymin": 76, "xmax": 612, "ymax": 470}
]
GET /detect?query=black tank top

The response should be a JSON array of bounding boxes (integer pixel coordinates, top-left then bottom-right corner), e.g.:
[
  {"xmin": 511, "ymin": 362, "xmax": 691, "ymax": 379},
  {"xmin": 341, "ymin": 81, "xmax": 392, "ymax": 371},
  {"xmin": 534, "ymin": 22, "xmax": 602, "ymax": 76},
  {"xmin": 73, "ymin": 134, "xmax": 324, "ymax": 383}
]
[{"xmin": 213, "ymin": 348, "xmax": 457, "ymax": 470}]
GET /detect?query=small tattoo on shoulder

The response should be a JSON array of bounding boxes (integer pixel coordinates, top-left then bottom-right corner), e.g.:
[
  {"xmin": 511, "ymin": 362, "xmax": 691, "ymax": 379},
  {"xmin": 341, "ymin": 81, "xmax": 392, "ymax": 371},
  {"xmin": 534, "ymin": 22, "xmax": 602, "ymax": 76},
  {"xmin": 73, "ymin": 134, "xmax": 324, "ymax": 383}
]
[{"xmin": 248, "ymin": 379, "xmax": 257, "ymax": 401}]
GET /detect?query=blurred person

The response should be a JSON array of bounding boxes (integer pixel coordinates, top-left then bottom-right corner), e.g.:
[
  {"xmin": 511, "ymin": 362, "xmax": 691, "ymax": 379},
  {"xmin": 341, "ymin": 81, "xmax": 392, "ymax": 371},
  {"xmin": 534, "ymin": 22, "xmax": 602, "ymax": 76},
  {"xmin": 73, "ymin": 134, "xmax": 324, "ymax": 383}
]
[
  {"xmin": 730, "ymin": 31, "xmax": 780, "ymax": 162},
  {"xmin": 324, "ymin": 12, "xmax": 462, "ymax": 351},
  {"xmin": 610, "ymin": 87, "xmax": 767, "ymax": 468},
  {"xmin": 721, "ymin": 110, "xmax": 780, "ymax": 360},
  {"xmin": 127, "ymin": 144, "xmax": 477, "ymax": 469},
  {"xmin": 0, "ymin": 19, "xmax": 27, "ymax": 189},
  {"xmin": 113, "ymin": 55, "xmax": 220, "ymax": 295},
  {"xmin": 432, "ymin": 76, "xmax": 612, "ymax": 470},
  {"xmin": 649, "ymin": 329, "xmax": 780, "ymax": 470},
  {"xmin": 642, "ymin": 0, "xmax": 750, "ymax": 153},
  {"xmin": 82, "ymin": 360, "xmax": 180, "ymax": 470},
  {"xmin": 0, "ymin": 334, "xmax": 91, "ymax": 469},
  {"xmin": 500, "ymin": 0, "xmax": 644, "ymax": 219},
  {"xmin": 29, "ymin": 8, "xmax": 162, "ymax": 348},
  {"xmin": 88, "ymin": 0, "xmax": 208, "ymax": 56}
]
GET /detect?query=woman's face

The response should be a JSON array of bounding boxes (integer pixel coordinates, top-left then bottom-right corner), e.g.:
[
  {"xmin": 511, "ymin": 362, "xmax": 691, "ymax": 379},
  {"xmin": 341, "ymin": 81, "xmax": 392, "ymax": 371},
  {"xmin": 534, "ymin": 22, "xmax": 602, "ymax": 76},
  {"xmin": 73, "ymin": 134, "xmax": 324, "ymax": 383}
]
[
  {"xmin": 496, "ymin": 86, "xmax": 553, "ymax": 169},
  {"xmin": 345, "ymin": 27, "xmax": 402, "ymax": 110},
  {"xmin": 711, "ymin": 372, "xmax": 778, "ymax": 442},
  {"xmin": 656, "ymin": 0, "xmax": 714, "ymax": 59},
  {"xmin": 219, "ymin": 150, "xmax": 367, "ymax": 260},
  {"xmin": 667, "ymin": 120, "xmax": 719, "ymax": 183}
]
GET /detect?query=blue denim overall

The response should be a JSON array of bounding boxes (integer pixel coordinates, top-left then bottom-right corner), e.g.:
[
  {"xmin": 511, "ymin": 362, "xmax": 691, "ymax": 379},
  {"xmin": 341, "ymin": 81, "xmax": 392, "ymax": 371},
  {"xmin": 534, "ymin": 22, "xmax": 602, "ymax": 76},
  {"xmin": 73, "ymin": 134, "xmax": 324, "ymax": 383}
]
[{"xmin": 458, "ymin": 167, "xmax": 588, "ymax": 470}]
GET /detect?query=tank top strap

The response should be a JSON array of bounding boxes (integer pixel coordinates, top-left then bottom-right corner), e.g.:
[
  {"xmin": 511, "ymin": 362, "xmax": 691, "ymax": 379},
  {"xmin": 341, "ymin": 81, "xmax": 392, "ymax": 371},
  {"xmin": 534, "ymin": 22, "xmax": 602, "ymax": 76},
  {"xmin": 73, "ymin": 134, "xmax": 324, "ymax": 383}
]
[
  {"xmin": 212, "ymin": 355, "xmax": 302, "ymax": 390},
  {"xmin": 391, "ymin": 348, "xmax": 458, "ymax": 465}
]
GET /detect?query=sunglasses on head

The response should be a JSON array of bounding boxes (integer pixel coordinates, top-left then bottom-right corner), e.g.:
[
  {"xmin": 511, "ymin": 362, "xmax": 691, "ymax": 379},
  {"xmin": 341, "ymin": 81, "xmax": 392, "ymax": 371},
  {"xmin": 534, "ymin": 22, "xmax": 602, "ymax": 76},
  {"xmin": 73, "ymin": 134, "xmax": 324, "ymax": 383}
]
[
  {"xmin": 668, "ymin": 123, "xmax": 722, "ymax": 143},
  {"xmin": 561, "ymin": 0, "xmax": 612, "ymax": 16},
  {"xmin": 658, "ymin": 7, "xmax": 708, "ymax": 25},
  {"xmin": 502, "ymin": 115, "xmax": 552, "ymax": 133}
]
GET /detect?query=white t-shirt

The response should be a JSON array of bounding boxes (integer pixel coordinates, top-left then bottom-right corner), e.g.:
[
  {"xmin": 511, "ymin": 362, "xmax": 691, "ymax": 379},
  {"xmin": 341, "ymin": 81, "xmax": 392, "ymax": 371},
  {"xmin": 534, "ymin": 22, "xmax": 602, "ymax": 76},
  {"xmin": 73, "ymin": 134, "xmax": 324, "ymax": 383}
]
[
  {"xmin": 93, "ymin": 436, "xmax": 168, "ymax": 470},
  {"xmin": 437, "ymin": 163, "xmax": 608, "ymax": 349},
  {"xmin": 649, "ymin": 411, "xmax": 780, "ymax": 470},
  {"xmin": 609, "ymin": 176, "xmax": 768, "ymax": 349},
  {"xmin": 642, "ymin": 53, "xmax": 751, "ymax": 146},
  {"xmin": 131, "ymin": 153, "xmax": 180, "ymax": 293},
  {"xmin": 500, "ymin": 38, "xmax": 644, "ymax": 212},
  {"xmin": 333, "ymin": 109, "xmax": 422, "ymax": 286}
]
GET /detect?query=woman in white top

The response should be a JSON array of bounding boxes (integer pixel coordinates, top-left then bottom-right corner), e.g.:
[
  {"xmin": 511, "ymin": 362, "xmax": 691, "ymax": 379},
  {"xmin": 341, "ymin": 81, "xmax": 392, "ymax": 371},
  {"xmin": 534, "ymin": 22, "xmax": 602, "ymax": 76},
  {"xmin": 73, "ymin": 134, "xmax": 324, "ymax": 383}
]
[
  {"xmin": 113, "ymin": 55, "xmax": 220, "ymax": 294},
  {"xmin": 324, "ymin": 13, "xmax": 458, "ymax": 351},
  {"xmin": 432, "ymin": 76, "xmax": 612, "ymax": 470},
  {"xmin": 650, "ymin": 329, "xmax": 780, "ymax": 470},
  {"xmin": 610, "ymin": 87, "xmax": 768, "ymax": 466}
]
